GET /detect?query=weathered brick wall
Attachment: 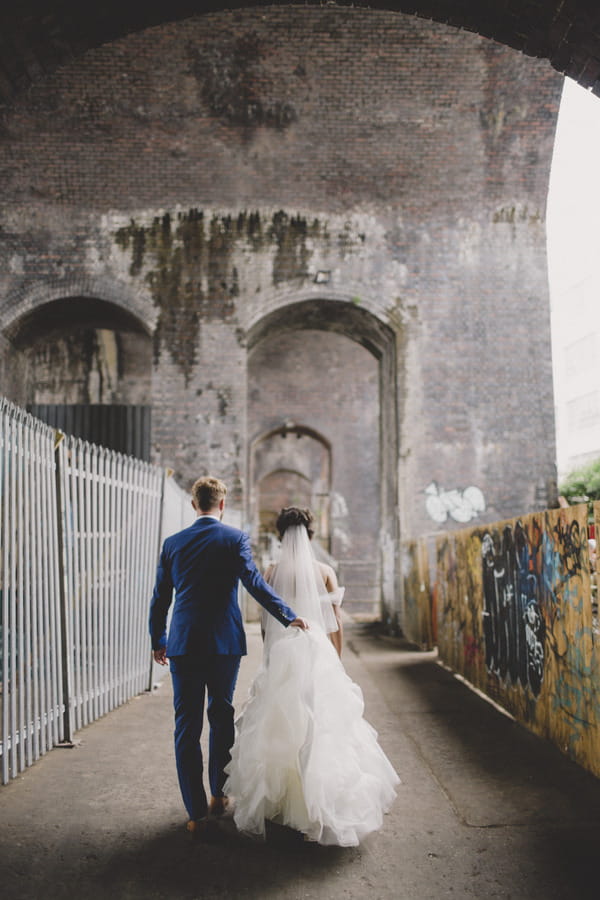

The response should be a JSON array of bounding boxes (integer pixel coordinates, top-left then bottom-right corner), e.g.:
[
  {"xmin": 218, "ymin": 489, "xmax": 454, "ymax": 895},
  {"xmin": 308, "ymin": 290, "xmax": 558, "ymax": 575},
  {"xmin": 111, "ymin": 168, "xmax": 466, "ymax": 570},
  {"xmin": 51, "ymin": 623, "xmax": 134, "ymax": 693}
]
[
  {"xmin": 0, "ymin": 333, "xmax": 26, "ymax": 406},
  {"xmin": 0, "ymin": 7, "xmax": 563, "ymax": 619}
]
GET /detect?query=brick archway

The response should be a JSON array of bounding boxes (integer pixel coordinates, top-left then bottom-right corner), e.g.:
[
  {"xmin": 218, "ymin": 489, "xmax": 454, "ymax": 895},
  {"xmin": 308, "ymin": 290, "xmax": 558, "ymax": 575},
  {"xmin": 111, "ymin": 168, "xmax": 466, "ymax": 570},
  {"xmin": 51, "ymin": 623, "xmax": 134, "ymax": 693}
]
[
  {"xmin": 251, "ymin": 424, "xmax": 332, "ymax": 553},
  {"xmin": 247, "ymin": 297, "xmax": 400, "ymax": 622},
  {"xmin": 4, "ymin": 295, "xmax": 152, "ymax": 345},
  {"xmin": 2, "ymin": 295, "xmax": 153, "ymax": 456}
]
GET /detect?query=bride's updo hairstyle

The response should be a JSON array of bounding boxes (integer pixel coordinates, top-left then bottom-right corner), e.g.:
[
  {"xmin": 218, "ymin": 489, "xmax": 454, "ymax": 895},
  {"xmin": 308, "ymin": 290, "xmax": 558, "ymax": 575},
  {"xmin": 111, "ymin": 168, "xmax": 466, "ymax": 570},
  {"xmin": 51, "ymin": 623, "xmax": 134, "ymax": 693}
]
[{"xmin": 276, "ymin": 506, "xmax": 314, "ymax": 540}]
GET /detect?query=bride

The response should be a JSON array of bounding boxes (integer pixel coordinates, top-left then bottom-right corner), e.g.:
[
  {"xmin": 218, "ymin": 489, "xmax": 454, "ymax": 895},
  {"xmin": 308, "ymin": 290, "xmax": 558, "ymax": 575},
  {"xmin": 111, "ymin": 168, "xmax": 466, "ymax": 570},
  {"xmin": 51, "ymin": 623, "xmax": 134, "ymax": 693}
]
[{"xmin": 224, "ymin": 507, "xmax": 399, "ymax": 847}]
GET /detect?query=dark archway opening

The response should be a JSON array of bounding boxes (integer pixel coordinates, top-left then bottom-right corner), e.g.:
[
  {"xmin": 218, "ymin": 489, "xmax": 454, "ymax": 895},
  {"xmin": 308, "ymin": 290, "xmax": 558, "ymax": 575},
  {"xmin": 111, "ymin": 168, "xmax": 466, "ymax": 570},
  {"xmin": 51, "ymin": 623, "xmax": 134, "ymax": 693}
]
[{"xmin": 4, "ymin": 296, "xmax": 153, "ymax": 458}]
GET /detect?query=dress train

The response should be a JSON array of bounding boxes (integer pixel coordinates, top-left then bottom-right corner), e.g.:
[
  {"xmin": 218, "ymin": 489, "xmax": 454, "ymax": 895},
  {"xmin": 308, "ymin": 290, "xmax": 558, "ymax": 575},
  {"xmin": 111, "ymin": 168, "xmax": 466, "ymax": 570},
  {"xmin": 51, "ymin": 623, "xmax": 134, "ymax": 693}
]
[{"xmin": 224, "ymin": 623, "xmax": 399, "ymax": 846}]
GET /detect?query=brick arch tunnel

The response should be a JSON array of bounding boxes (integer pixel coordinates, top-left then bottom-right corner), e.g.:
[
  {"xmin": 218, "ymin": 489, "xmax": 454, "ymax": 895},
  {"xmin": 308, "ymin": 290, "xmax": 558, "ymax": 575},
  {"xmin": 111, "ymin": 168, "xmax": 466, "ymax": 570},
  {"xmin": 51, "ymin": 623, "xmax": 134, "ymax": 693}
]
[
  {"xmin": 3, "ymin": 8, "xmax": 600, "ymax": 872},
  {"xmin": 0, "ymin": 5, "xmax": 561, "ymax": 626}
]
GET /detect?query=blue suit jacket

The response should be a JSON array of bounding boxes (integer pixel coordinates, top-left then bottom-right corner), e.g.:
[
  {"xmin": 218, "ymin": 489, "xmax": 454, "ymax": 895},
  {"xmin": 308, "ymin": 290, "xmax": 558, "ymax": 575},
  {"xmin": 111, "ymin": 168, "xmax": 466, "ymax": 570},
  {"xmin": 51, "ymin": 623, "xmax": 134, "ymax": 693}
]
[{"xmin": 149, "ymin": 516, "xmax": 296, "ymax": 656}]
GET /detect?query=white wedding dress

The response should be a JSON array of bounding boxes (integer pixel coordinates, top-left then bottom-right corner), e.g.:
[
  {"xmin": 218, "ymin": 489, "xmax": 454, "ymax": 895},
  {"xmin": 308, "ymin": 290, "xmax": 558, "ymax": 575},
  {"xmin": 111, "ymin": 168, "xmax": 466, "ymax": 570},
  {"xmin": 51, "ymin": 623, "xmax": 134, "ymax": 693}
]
[{"xmin": 224, "ymin": 526, "xmax": 399, "ymax": 847}]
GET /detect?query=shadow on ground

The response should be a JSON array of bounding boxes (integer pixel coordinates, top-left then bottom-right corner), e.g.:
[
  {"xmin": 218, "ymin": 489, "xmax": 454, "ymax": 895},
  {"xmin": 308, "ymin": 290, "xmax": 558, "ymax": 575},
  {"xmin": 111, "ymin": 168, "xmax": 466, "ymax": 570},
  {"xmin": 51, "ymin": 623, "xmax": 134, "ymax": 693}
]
[
  {"xmin": 352, "ymin": 623, "xmax": 600, "ymax": 828},
  {"xmin": 5, "ymin": 622, "xmax": 600, "ymax": 899},
  {"xmin": 6, "ymin": 817, "xmax": 353, "ymax": 900}
]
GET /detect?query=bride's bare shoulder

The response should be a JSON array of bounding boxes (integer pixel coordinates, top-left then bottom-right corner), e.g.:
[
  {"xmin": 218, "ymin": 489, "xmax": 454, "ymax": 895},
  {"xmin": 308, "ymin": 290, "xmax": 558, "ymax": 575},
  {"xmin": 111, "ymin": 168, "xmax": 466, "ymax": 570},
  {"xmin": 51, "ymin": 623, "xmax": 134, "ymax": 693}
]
[{"xmin": 317, "ymin": 561, "xmax": 338, "ymax": 590}]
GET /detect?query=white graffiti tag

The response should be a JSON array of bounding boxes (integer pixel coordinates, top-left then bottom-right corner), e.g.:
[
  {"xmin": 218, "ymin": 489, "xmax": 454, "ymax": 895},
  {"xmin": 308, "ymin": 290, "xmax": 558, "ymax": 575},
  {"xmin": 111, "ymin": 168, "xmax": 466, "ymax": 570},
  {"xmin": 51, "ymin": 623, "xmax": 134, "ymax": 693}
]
[{"xmin": 425, "ymin": 481, "xmax": 486, "ymax": 524}]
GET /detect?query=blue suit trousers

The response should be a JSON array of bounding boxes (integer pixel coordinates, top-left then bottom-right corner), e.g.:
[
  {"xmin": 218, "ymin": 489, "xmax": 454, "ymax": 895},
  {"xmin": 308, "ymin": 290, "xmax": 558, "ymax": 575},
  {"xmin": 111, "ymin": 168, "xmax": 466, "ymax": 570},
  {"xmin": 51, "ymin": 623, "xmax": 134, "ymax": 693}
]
[{"xmin": 169, "ymin": 654, "xmax": 241, "ymax": 821}]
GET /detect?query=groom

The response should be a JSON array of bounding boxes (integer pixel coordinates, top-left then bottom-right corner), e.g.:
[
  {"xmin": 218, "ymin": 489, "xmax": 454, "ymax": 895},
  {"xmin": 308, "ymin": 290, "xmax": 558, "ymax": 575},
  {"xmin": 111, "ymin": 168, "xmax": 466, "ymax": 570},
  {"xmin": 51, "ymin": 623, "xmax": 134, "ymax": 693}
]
[{"xmin": 149, "ymin": 475, "xmax": 308, "ymax": 839}]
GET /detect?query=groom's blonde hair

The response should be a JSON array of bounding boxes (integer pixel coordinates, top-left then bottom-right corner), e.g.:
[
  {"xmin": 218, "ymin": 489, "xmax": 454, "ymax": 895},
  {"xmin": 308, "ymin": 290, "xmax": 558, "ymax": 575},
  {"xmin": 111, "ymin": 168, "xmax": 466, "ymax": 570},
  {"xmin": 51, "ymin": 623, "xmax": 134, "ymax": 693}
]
[{"xmin": 192, "ymin": 476, "xmax": 227, "ymax": 511}]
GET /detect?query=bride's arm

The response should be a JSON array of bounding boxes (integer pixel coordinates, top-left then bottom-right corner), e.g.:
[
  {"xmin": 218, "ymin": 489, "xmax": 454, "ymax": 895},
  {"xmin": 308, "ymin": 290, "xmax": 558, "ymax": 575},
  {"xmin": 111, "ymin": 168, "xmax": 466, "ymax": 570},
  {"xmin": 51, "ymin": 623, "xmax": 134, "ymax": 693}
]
[
  {"xmin": 260, "ymin": 564, "xmax": 275, "ymax": 640},
  {"xmin": 319, "ymin": 562, "xmax": 343, "ymax": 657}
]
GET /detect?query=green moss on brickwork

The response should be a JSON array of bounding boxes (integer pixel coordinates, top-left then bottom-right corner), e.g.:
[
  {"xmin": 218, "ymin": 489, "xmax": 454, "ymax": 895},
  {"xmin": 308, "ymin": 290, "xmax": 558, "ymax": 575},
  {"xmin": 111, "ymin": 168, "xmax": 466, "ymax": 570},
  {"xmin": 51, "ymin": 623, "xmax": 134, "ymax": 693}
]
[
  {"xmin": 492, "ymin": 205, "xmax": 542, "ymax": 225},
  {"xmin": 114, "ymin": 209, "xmax": 323, "ymax": 381},
  {"xmin": 268, "ymin": 212, "xmax": 323, "ymax": 285}
]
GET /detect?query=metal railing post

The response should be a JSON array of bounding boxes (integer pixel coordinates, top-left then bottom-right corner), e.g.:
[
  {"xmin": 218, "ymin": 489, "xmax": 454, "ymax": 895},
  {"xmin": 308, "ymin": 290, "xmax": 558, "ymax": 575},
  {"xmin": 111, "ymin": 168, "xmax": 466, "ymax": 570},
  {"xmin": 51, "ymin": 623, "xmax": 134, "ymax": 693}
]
[
  {"xmin": 54, "ymin": 430, "xmax": 74, "ymax": 745},
  {"xmin": 147, "ymin": 467, "xmax": 168, "ymax": 692}
]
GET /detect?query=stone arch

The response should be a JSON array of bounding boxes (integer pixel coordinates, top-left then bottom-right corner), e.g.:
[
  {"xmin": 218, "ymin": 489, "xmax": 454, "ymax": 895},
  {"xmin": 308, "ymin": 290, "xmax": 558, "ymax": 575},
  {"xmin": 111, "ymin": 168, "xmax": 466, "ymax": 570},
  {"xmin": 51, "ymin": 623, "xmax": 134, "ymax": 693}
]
[
  {"xmin": 14, "ymin": 299, "xmax": 152, "ymax": 404},
  {"xmin": 246, "ymin": 297, "xmax": 399, "ymax": 621},
  {"xmin": 0, "ymin": 279, "xmax": 156, "ymax": 338},
  {"xmin": 246, "ymin": 295, "xmax": 397, "ymax": 360},
  {"xmin": 250, "ymin": 423, "xmax": 332, "ymax": 550},
  {"xmin": 2, "ymin": 293, "xmax": 154, "ymax": 456},
  {"xmin": 0, "ymin": 281, "xmax": 156, "ymax": 404},
  {"xmin": 5, "ymin": 295, "xmax": 152, "ymax": 346}
]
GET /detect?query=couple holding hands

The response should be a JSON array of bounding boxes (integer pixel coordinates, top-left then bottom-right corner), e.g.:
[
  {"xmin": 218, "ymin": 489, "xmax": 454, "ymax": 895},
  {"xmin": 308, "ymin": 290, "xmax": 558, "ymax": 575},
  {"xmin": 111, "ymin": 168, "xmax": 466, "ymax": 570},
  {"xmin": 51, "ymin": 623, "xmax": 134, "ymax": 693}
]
[{"xmin": 149, "ymin": 476, "xmax": 398, "ymax": 846}]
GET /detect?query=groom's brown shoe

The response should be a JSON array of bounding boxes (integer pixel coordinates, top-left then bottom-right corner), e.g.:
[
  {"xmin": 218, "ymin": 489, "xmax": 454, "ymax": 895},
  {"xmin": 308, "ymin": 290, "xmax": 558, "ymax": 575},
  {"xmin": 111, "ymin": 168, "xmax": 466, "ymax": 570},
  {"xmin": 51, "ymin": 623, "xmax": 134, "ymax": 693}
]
[
  {"xmin": 208, "ymin": 795, "xmax": 230, "ymax": 817},
  {"xmin": 186, "ymin": 817, "xmax": 221, "ymax": 842}
]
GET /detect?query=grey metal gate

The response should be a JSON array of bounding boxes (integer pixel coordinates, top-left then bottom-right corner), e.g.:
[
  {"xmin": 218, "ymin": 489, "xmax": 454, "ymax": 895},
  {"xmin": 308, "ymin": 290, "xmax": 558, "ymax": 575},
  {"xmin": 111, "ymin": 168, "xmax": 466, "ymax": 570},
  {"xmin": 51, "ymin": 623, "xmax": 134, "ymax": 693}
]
[{"xmin": 0, "ymin": 397, "xmax": 190, "ymax": 784}]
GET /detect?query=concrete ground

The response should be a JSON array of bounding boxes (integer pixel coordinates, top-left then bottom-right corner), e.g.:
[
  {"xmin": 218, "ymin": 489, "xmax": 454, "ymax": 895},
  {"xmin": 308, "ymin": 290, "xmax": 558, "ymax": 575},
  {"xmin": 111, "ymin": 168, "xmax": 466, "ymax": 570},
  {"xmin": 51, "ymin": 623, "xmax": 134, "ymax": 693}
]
[{"xmin": 2, "ymin": 621, "xmax": 600, "ymax": 900}]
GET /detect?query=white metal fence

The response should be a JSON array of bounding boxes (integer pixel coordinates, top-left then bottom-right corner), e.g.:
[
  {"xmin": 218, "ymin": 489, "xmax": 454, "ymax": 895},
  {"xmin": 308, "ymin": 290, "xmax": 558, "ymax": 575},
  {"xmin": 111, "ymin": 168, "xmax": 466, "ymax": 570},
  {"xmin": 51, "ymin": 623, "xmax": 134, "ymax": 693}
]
[
  {"xmin": 0, "ymin": 401, "xmax": 64, "ymax": 782},
  {"xmin": 0, "ymin": 398, "xmax": 190, "ymax": 784}
]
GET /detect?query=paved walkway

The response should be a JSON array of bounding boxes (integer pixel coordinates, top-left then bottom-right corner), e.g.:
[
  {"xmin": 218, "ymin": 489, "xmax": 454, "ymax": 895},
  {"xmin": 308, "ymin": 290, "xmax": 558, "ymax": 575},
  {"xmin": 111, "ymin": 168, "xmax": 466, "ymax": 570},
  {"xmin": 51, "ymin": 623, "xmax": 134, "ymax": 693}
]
[{"xmin": 2, "ymin": 621, "xmax": 600, "ymax": 900}]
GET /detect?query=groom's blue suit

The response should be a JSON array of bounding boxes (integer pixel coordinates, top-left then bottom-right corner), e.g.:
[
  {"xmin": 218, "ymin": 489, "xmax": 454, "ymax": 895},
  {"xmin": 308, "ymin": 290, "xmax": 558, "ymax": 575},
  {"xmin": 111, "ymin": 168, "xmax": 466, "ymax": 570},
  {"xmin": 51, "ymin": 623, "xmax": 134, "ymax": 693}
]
[{"xmin": 149, "ymin": 514, "xmax": 297, "ymax": 821}]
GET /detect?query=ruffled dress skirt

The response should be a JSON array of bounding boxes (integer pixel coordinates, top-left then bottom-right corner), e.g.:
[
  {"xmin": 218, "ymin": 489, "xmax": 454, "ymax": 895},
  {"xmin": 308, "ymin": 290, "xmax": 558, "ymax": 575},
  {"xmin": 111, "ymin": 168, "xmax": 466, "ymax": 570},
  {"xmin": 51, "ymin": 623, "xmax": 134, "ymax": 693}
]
[{"xmin": 224, "ymin": 626, "xmax": 399, "ymax": 846}]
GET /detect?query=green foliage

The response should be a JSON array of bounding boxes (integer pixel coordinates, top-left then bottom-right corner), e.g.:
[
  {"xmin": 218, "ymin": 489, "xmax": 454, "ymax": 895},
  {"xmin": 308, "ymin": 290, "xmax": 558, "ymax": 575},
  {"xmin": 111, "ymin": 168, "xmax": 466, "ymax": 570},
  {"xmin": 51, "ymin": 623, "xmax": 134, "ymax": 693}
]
[{"xmin": 559, "ymin": 457, "xmax": 600, "ymax": 503}]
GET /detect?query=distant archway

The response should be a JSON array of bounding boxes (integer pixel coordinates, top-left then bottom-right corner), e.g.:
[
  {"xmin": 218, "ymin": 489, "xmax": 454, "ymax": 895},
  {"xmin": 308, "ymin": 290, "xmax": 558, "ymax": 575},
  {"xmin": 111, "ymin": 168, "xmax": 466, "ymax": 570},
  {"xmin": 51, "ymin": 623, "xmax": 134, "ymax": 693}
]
[
  {"xmin": 246, "ymin": 297, "xmax": 398, "ymax": 619},
  {"xmin": 251, "ymin": 424, "xmax": 332, "ymax": 555}
]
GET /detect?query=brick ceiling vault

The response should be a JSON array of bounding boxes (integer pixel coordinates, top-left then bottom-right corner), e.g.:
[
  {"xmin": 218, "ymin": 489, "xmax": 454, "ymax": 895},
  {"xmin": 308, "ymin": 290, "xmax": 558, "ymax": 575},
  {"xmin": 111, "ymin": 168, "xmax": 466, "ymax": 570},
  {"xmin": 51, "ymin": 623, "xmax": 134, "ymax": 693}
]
[{"xmin": 0, "ymin": 1, "xmax": 599, "ymax": 105}]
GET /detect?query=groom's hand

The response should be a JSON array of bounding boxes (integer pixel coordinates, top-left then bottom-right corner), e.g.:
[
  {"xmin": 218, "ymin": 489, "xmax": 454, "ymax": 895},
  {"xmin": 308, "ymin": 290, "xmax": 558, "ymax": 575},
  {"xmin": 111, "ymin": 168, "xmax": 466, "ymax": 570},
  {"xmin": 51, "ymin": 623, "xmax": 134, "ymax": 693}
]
[
  {"xmin": 290, "ymin": 617, "xmax": 309, "ymax": 630},
  {"xmin": 153, "ymin": 647, "xmax": 168, "ymax": 665}
]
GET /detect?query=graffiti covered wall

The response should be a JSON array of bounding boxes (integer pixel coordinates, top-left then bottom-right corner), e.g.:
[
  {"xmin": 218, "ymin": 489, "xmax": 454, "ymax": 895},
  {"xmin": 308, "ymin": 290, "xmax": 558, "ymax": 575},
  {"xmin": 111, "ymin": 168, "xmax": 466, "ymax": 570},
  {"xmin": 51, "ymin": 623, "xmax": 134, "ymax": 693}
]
[
  {"xmin": 417, "ymin": 503, "xmax": 600, "ymax": 778},
  {"xmin": 402, "ymin": 540, "xmax": 435, "ymax": 650}
]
